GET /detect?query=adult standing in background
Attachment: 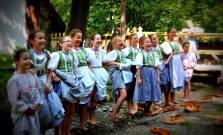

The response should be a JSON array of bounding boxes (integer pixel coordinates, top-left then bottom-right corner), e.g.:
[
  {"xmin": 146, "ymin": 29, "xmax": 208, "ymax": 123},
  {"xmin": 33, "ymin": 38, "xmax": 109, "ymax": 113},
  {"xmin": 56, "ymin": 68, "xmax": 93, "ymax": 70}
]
[{"xmin": 181, "ymin": 20, "xmax": 204, "ymax": 60}]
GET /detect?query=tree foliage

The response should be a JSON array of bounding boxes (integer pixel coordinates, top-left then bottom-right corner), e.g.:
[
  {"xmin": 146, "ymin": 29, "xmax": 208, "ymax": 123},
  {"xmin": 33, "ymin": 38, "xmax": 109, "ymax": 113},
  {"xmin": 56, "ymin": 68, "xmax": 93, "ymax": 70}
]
[{"xmin": 50, "ymin": 0, "xmax": 223, "ymax": 35}]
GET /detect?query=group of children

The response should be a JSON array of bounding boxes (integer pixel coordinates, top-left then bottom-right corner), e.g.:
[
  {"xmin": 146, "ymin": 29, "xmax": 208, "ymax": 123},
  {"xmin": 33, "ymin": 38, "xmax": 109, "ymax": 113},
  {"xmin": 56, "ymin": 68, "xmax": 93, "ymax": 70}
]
[{"xmin": 7, "ymin": 27, "xmax": 197, "ymax": 135}]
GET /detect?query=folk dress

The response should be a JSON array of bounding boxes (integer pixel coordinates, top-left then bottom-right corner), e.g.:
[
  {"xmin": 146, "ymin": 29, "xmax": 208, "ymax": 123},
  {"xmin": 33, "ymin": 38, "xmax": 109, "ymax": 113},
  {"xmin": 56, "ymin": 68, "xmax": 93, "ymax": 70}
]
[
  {"xmin": 28, "ymin": 49, "xmax": 64, "ymax": 133},
  {"xmin": 48, "ymin": 51, "xmax": 84, "ymax": 103},
  {"xmin": 86, "ymin": 48, "xmax": 109, "ymax": 101},
  {"xmin": 133, "ymin": 50, "xmax": 161, "ymax": 103},
  {"xmin": 71, "ymin": 47, "xmax": 95, "ymax": 104},
  {"xmin": 106, "ymin": 49, "xmax": 133, "ymax": 103},
  {"xmin": 7, "ymin": 72, "xmax": 43, "ymax": 135},
  {"xmin": 161, "ymin": 41, "xmax": 185, "ymax": 92},
  {"xmin": 123, "ymin": 46, "xmax": 140, "ymax": 100},
  {"xmin": 180, "ymin": 52, "xmax": 197, "ymax": 79}
]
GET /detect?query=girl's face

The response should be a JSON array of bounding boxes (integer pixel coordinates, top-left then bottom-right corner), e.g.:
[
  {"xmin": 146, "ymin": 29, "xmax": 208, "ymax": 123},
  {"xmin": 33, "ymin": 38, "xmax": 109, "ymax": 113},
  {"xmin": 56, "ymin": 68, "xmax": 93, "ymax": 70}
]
[
  {"xmin": 60, "ymin": 37, "xmax": 72, "ymax": 52},
  {"xmin": 113, "ymin": 37, "xmax": 124, "ymax": 50},
  {"xmin": 15, "ymin": 52, "xmax": 31, "ymax": 71},
  {"xmin": 183, "ymin": 44, "xmax": 190, "ymax": 53},
  {"xmin": 143, "ymin": 38, "xmax": 152, "ymax": 51},
  {"xmin": 30, "ymin": 32, "xmax": 45, "ymax": 51},
  {"xmin": 91, "ymin": 34, "xmax": 102, "ymax": 48},
  {"xmin": 71, "ymin": 33, "xmax": 82, "ymax": 47},
  {"xmin": 151, "ymin": 35, "xmax": 158, "ymax": 47},
  {"xmin": 130, "ymin": 35, "xmax": 138, "ymax": 46},
  {"xmin": 167, "ymin": 29, "xmax": 176, "ymax": 40}
]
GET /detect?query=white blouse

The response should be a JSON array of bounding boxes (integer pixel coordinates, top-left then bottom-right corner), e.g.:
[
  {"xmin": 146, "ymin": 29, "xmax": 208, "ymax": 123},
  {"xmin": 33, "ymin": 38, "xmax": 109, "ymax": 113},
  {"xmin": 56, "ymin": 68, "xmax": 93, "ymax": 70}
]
[
  {"xmin": 71, "ymin": 47, "xmax": 93, "ymax": 67},
  {"xmin": 135, "ymin": 51, "xmax": 160, "ymax": 68},
  {"xmin": 47, "ymin": 51, "xmax": 78, "ymax": 71},
  {"xmin": 106, "ymin": 49, "xmax": 122, "ymax": 62},
  {"xmin": 86, "ymin": 48, "xmax": 107, "ymax": 67},
  {"xmin": 161, "ymin": 40, "xmax": 182, "ymax": 54},
  {"xmin": 122, "ymin": 46, "xmax": 140, "ymax": 65}
]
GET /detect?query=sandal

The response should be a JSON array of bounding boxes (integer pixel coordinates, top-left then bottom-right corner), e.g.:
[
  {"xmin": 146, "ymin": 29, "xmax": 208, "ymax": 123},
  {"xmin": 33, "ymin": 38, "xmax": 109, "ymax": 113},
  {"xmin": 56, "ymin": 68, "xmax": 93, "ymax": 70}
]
[
  {"xmin": 197, "ymin": 97, "xmax": 212, "ymax": 103},
  {"xmin": 149, "ymin": 127, "xmax": 170, "ymax": 135},
  {"xmin": 180, "ymin": 101, "xmax": 195, "ymax": 106},
  {"xmin": 184, "ymin": 104, "xmax": 202, "ymax": 112},
  {"xmin": 163, "ymin": 105, "xmax": 178, "ymax": 112},
  {"xmin": 150, "ymin": 107, "xmax": 163, "ymax": 116},
  {"xmin": 164, "ymin": 114, "xmax": 185, "ymax": 124}
]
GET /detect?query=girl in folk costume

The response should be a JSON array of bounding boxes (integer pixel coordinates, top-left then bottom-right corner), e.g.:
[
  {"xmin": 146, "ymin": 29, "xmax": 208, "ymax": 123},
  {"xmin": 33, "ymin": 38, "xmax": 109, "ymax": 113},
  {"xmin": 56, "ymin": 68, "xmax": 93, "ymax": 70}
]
[
  {"xmin": 86, "ymin": 33, "xmax": 109, "ymax": 125},
  {"xmin": 122, "ymin": 33, "xmax": 140, "ymax": 115},
  {"xmin": 70, "ymin": 29, "xmax": 95, "ymax": 130},
  {"xmin": 180, "ymin": 42, "xmax": 197, "ymax": 101},
  {"xmin": 27, "ymin": 29, "xmax": 64, "ymax": 135},
  {"xmin": 150, "ymin": 34, "xmax": 172, "ymax": 111},
  {"xmin": 161, "ymin": 27, "xmax": 185, "ymax": 104},
  {"xmin": 139, "ymin": 36, "xmax": 146, "ymax": 51},
  {"xmin": 48, "ymin": 36, "xmax": 83, "ymax": 135},
  {"xmin": 7, "ymin": 49, "xmax": 43, "ymax": 135},
  {"xmin": 106, "ymin": 36, "xmax": 133, "ymax": 121},
  {"xmin": 133, "ymin": 37, "xmax": 161, "ymax": 116}
]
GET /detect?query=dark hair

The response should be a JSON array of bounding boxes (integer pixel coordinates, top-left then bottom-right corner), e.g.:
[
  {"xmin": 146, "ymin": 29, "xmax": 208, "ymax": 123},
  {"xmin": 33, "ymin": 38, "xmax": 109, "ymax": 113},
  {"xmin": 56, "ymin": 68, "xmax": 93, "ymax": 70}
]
[
  {"xmin": 28, "ymin": 29, "xmax": 44, "ymax": 48},
  {"xmin": 167, "ymin": 27, "xmax": 176, "ymax": 33},
  {"xmin": 182, "ymin": 41, "xmax": 190, "ymax": 47},
  {"xmin": 70, "ymin": 29, "xmax": 82, "ymax": 38},
  {"xmin": 14, "ymin": 49, "xmax": 28, "ymax": 60}
]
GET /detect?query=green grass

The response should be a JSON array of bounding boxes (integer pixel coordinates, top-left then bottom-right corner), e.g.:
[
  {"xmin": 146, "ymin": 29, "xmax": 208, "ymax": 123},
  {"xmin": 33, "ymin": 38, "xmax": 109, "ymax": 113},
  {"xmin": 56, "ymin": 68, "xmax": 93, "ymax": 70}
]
[
  {"xmin": 170, "ymin": 130, "xmax": 177, "ymax": 135},
  {"xmin": 181, "ymin": 121, "xmax": 193, "ymax": 128}
]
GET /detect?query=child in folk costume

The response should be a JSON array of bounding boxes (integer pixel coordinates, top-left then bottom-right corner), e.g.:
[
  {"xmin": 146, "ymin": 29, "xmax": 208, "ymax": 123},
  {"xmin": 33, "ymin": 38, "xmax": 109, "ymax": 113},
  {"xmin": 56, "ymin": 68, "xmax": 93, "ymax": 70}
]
[
  {"xmin": 133, "ymin": 37, "xmax": 161, "ymax": 116},
  {"xmin": 70, "ymin": 29, "xmax": 95, "ymax": 130},
  {"xmin": 180, "ymin": 41, "xmax": 197, "ymax": 101},
  {"xmin": 122, "ymin": 33, "xmax": 140, "ymax": 115},
  {"xmin": 7, "ymin": 49, "xmax": 43, "ymax": 135},
  {"xmin": 106, "ymin": 36, "xmax": 133, "ymax": 121},
  {"xmin": 48, "ymin": 36, "xmax": 83, "ymax": 135},
  {"xmin": 161, "ymin": 27, "xmax": 185, "ymax": 104},
  {"xmin": 150, "ymin": 34, "xmax": 172, "ymax": 112},
  {"xmin": 27, "ymin": 29, "xmax": 64, "ymax": 134},
  {"xmin": 86, "ymin": 33, "xmax": 109, "ymax": 125}
]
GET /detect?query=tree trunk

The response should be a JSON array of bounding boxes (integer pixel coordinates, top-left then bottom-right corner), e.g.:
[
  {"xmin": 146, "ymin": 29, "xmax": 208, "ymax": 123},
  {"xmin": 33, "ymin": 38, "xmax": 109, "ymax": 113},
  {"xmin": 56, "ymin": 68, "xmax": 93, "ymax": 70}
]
[
  {"xmin": 121, "ymin": 0, "xmax": 126, "ymax": 43},
  {"xmin": 65, "ymin": 0, "xmax": 90, "ymax": 47}
]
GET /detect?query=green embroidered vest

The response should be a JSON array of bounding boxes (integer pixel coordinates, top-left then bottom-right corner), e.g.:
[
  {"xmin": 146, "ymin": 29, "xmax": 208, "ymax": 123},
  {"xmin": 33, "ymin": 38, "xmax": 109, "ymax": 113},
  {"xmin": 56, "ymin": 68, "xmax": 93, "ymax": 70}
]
[
  {"xmin": 151, "ymin": 45, "xmax": 163, "ymax": 60},
  {"xmin": 127, "ymin": 46, "xmax": 140, "ymax": 61},
  {"xmin": 75, "ymin": 47, "xmax": 88, "ymax": 67},
  {"xmin": 167, "ymin": 40, "xmax": 180, "ymax": 55},
  {"xmin": 115, "ymin": 50, "xmax": 126, "ymax": 64},
  {"xmin": 57, "ymin": 51, "xmax": 75, "ymax": 72},
  {"xmin": 142, "ymin": 51, "xmax": 155, "ymax": 67},
  {"xmin": 28, "ymin": 49, "xmax": 48, "ymax": 76}
]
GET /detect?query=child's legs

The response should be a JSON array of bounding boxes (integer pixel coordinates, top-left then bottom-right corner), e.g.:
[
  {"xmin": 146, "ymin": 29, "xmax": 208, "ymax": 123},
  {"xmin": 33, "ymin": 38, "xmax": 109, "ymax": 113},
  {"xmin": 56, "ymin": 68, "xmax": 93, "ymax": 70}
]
[
  {"xmin": 187, "ymin": 77, "xmax": 191, "ymax": 99},
  {"xmin": 79, "ymin": 104, "xmax": 87, "ymax": 130},
  {"xmin": 170, "ymin": 92, "xmax": 176, "ymax": 102},
  {"xmin": 112, "ymin": 88, "xmax": 127, "ymax": 115},
  {"xmin": 184, "ymin": 83, "xmax": 188, "ymax": 99},
  {"xmin": 61, "ymin": 101, "xmax": 75, "ymax": 134}
]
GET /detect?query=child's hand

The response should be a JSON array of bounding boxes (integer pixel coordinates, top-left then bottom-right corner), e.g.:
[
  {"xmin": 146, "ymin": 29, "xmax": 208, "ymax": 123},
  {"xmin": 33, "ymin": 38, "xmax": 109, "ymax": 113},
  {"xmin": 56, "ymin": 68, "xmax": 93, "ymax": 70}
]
[
  {"xmin": 28, "ymin": 69, "xmax": 36, "ymax": 75},
  {"xmin": 183, "ymin": 67, "xmax": 187, "ymax": 70},
  {"xmin": 187, "ymin": 65, "xmax": 192, "ymax": 69},
  {"xmin": 44, "ymin": 85, "xmax": 52, "ymax": 94},
  {"xmin": 25, "ymin": 108, "xmax": 37, "ymax": 115},
  {"xmin": 75, "ymin": 72, "xmax": 78, "ymax": 75},
  {"xmin": 115, "ymin": 63, "xmax": 120, "ymax": 68},
  {"xmin": 138, "ymin": 78, "xmax": 142, "ymax": 85},
  {"xmin": 165, "ymin": 61, "xmax": 169, "ymax": 65},
  {"xmin": 54, "ymin": 73, "xmax": 61, "ymax": 82}
]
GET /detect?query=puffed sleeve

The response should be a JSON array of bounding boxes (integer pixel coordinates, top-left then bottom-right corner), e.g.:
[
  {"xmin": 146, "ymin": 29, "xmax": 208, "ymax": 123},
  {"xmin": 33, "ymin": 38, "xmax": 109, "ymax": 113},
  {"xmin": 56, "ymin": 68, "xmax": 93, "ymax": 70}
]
[
  {"xmin": 154, "ymin": 53, "xmax": 161, "ymax": 67},
  {"xmin": 161, "ymin": 42, "xmax": 172, "ymax": 55},
  {"xmin": 47, "ymin": 52, "xmax": 60, "ymax": 71},
  {"xmin": 106, "ymin": 50, "xmax": 118, "ymax": 62},
  {"xmin": 84, "ymin": 47, "xmax": 93, "ymax": 63},
  {"xmin": 100, "ymin": 48, "xmax": 107, "ymax": 63},
  {"xmin": 135, "ymin": 53, "xmax": 143, "ymax": 69},
  {"xmin": 122, "ymin": 47, "xmax": 130, "ymax": 58},
  {"xmin": 7, "ymin": 77, "xmax": 28, "ymax": 113},
  {"xmin": 190, "ymin": 52, "xmax": 197, "ymax": 68}
]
